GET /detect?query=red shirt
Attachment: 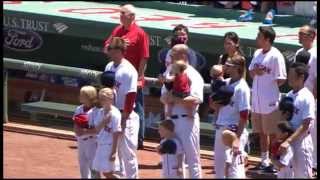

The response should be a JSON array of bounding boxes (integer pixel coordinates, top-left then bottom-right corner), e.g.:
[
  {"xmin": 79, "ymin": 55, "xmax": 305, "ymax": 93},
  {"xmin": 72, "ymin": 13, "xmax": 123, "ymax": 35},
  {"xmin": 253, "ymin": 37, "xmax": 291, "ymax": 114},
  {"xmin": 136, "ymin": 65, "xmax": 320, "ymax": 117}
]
[
  {"xmin": 173, "ymin": 73, "xmax": 190, "ymax": 93},
  {"xmin": 104, "ymin": 22, "xmax": 150, "ymax": 71}
]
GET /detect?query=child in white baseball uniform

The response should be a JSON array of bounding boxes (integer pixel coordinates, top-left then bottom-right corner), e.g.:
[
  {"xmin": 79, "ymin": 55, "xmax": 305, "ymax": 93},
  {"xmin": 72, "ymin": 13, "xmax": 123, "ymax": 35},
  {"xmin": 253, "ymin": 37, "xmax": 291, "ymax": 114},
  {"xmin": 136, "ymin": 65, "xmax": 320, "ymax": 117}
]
[
  {"xmin": 278, "ymin": 62, "xmax": 315, "ymax": 178},
  {"xmin": 157, "ymin": 120, "xmax": 184, "ymax": 178},
  {"xmin": 222, "ymin": 129, "xmax": 247, "ymax": 178},
  {"xmin": 73, "ymin": 86, "xmax": 100, "ymax": 179},
  {"xmin": 270, "ymin": 121, "xmax": 294, "ymax": 178},
  {"xmin": 80, "ymin": 88, "xmax": 122, "ymax": 178}
]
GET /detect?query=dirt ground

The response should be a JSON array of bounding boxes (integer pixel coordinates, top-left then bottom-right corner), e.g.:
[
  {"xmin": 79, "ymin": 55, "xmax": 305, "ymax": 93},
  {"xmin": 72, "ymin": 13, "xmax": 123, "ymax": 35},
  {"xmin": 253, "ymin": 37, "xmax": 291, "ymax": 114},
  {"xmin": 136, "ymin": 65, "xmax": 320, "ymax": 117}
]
[{"xmin": 3, "ymin": 131, "xmax": 215, "ymax": 178}]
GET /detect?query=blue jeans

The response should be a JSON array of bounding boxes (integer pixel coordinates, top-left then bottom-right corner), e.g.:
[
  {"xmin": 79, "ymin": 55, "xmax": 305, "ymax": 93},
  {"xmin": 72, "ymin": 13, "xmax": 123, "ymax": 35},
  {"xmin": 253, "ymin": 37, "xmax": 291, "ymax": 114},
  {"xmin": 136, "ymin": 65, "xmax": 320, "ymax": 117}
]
[{"xmin": 134, "ymin": 88, "xmax": 145, "ymax": 144}]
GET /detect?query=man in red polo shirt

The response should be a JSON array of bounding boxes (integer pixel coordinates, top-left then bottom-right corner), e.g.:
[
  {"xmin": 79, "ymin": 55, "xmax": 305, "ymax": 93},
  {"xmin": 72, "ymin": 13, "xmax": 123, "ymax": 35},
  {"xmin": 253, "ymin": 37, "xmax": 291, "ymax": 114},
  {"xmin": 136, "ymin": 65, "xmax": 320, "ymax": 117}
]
[{"xmin": 104, "ymin": 4, "xmax": 150, "ymax": 150}]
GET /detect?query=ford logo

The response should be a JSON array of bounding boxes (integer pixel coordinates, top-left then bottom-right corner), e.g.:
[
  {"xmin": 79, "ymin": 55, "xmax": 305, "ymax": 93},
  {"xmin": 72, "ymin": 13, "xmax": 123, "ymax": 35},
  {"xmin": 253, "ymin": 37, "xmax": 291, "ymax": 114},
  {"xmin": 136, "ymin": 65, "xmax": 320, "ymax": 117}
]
[{"xmin": 3, "ymin": 28, "xmax": 43, "ymax": 52}]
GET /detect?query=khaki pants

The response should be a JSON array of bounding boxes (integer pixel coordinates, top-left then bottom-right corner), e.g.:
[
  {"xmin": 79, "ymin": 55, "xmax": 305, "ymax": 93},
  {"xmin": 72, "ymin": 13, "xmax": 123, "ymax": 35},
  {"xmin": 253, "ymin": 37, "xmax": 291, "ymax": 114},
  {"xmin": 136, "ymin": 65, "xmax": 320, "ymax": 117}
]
[{"xmin": 251, "ymin": 110, "xmax": 281, "ymax": 135}]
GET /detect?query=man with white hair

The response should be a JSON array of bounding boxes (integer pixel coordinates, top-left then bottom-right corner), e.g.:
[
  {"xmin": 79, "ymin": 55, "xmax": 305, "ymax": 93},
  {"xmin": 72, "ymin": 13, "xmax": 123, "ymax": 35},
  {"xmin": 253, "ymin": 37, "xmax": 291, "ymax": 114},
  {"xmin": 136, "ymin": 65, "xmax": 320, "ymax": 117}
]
[
  {"xmin": 104, "ymin": 4, "xmax": 150, "ymax": 150},
  {"xmin": 160, "ymin": 44, "xmax": 204, "ymax": 178}
]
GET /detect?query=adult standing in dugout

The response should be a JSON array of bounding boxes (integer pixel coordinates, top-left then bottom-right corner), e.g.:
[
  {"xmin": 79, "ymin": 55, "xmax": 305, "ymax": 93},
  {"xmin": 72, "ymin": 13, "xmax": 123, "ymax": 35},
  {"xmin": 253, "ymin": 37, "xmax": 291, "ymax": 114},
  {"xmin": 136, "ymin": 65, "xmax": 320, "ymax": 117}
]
[
  {"xmin": 248, "ymin": 26, "xmax": 287, "ymax": 173},
  {"xmin": 104, "ymin": 4, "xmax": 150, "ymax": 150},
  {"xmin": 295, "ymin": 24, "xmax": 317, "ymax": 176},
  {"xmin": 104, "ymin": 37, "xmax": 139, "ymax": 178},
  {"xmin": 160, "ymin": 44, "xmax": 204, "ymax": 178}
]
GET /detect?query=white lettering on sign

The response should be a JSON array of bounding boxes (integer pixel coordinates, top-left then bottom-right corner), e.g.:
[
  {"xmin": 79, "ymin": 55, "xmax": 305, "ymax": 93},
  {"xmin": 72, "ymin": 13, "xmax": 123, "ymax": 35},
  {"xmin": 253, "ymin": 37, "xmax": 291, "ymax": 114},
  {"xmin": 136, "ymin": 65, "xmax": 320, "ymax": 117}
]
[
  {"xmin": 4, "ymin": 28, "xmax": 43, "ymax": 52},
  {"xmin": 149, "ymin": 35, "xmax": 162, "ymax": 47},
  {"xmin": 23, "ymin": 61, "xmax": 42, "ymax": 72},
  {"xmin": 3, "ymin": 15, "xmax": 49, "ymax": 32},
  {"xmin": 81, "ymin": 44, "xmax": 103, "ymax": 53}
]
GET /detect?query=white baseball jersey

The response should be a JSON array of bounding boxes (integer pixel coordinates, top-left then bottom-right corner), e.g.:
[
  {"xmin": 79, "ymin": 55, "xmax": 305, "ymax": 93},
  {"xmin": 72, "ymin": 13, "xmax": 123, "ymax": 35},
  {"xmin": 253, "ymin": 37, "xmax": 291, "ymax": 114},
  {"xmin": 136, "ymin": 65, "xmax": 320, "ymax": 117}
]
[
  {"xmin": 277, "ymin": 145, "xmax": 294, "ymax": 178},
  {"xmin": 104, "ymin": 59, "xmax": 138, "ymax": 110},
  {"xmin": 161, "ymin": 64, "xmax": 204, "ymax": 114},
  {"xmin": 216, "ymin": 78, "xmax": 251, "ymax": 126},
  {"xmin": 95, "ymin": 106, "xmax": 122, "ymax": 145},
  {"xmin": 286, "ymin": 87, "xmax": 315, "ymax": 130},
  {"xmin": 225, "ymin": 148, "xmax": 247, "ymax": 178},
  {"xmin": 249, "ymin": 47, "xmax": 287, "ymax": 114},
  {"xmin": 92, "ymin": 106, "xmax": 122, "ymax": 173},
  {"xmin": 160, "ymin": 138, "xmax": 183, "ymax": 178},
  {"xmin": 295, "ymin": 47, "xmax": 317, "ymax": 93},
  {"xmin": 161, "ymin": 64, "xmax": 204, "ymax": 178},
  {"xmin": 74, "ymin": 105, "xmax": 100, "ymax": 178},
  {"xmin": 287, "ymin": 88, "xmax": 314, "ymax": 178}
]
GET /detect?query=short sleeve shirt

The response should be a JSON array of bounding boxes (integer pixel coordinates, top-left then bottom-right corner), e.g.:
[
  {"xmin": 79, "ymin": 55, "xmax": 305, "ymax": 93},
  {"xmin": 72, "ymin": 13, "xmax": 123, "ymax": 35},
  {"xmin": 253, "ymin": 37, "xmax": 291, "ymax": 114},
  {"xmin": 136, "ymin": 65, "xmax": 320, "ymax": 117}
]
[
  {"xmin": 286, "ymin": 88, "xmax": 315, "ymax": 130},
  {"xmin": 216, "ymin": 78, "xmax": 251, "ymax": 126},
  {"xmin": 96, "ymin": 106, "xmax": 122, "ymax": 145},
  {"xmin": 105, "ymin": 59, "xmax": 138, "ymax": 110},
  {"xmin": 160, "ymin": 137, "xmax": 183, "ymax": 177},
  {"xmin": 104, "ymin": 22, "xmax": 149, "ymax": 71},
  {"xmin": 249, "ymin": 46, "xmax": 287, "ymax": 114}
]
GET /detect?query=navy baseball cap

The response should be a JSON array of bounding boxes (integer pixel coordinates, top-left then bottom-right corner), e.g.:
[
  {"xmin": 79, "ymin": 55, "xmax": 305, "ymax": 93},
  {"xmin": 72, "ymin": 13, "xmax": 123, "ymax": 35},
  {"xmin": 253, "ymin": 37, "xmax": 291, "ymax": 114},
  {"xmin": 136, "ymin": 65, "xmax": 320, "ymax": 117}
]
[{"xmin": 100, "ymin": 71, "xmax": 115, "ymax": 87}]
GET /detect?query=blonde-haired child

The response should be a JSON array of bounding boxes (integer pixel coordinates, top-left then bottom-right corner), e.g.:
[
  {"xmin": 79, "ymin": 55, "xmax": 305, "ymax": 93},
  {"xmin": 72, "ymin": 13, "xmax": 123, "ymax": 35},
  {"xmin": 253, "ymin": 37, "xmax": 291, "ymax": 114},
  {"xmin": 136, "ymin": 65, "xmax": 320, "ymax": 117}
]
[
  {"xmin": 80, "ymin": 87, "xmax": 122, "ymax": 178},
  {"xmin": 222, "ymin": 129, "xmax": 247, "ymax": 178},
  {"xmin": 73, "ymin": 85, "xmax": 100, "ymax": 178}
]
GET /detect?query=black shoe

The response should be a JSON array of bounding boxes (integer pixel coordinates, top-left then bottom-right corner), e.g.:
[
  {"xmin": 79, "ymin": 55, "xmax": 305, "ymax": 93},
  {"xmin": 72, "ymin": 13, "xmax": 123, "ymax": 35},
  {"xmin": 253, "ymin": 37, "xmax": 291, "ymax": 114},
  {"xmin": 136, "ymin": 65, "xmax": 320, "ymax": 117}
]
[
  {"xmin": 263, "ymin": 164, "xmax": 277, "ymax": 174},
  {"xmin": 248, "ymin": 163, "xmax": 267, "ymax": 171},
  {"xmin": 312, "ymin": 168, "xmax": 317, "ymax": 177}
]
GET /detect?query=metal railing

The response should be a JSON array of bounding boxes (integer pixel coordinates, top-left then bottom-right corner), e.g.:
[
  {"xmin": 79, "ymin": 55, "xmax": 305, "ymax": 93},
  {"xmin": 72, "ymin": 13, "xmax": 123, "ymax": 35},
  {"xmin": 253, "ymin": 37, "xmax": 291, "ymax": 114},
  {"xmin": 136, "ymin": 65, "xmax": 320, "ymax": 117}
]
[{"xmin": 3, "ymin": 57, "xmax": 211, "ymax": 123}]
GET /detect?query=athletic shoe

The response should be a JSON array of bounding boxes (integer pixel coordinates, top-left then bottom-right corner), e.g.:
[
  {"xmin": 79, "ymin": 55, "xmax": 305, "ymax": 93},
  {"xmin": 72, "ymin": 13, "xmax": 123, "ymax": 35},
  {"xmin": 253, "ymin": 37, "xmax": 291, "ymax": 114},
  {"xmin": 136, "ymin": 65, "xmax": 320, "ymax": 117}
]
[
  {"xmin": 263, "ymin": 9, "xmax": 275, "ymax": 24},
  {"xmin": 263, "ymin": 164, "xmax": 277, "ymax": 174},
  {"xmin": 312, "ymin": 168, "xmax": 317, "ymax": 177},
  {"xmin": 248, "ymin": 162, "xmax": 267, "ymax": 171},
  {"xmin": 238, "ymin": 9, "xmax": 253, "ymax": 22}
]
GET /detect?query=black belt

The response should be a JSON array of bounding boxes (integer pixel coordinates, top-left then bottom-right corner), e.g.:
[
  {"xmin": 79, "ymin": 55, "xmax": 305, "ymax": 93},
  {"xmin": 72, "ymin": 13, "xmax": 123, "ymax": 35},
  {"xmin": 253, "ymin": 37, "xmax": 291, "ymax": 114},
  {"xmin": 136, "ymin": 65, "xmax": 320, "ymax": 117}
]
[
  {"xmin": 82, "ymin": 136, "xmax": 95, "ymax": 141},
  {"xmin": 170, "ymin": 114, "xmax": 188, "ymax": 119}
]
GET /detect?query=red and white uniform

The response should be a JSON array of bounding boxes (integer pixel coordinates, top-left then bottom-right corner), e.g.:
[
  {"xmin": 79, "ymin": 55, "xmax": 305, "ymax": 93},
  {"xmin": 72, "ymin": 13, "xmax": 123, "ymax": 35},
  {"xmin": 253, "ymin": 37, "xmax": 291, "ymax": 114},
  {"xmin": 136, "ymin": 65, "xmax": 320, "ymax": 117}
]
[
  {"xmin": 277, "ymin": 145, "xmax": 294, "ymax": 178},
  {"xmin": 92, "ymin": 106, "xmax": 122, "ymax": 173},
  {"xmin": 104, "ymin": 59, "xmax": 139, "ymax": 178},
  {"xmin": 74, "ymin": 105, "xmax": 99, "ymax": 179},
  {"xmin": 161, "ymin": 64, "xmax": 204, "ymax": 178},
  {"xmin": 287, "ymin": 87, "xmax": 315, "ymax": 178},
  {"xmin": 297, "ymin": 47, "xmax": 318, "ymax": 169},
  {"xmin": 249, "ymin": 47, "xmax": 287, "ymax": 114},
  {"xmin": 160, "ymin": 138, "xmax": 184, "ymax": 178},
  {"xmin": 214, "ymin": 78, "xmax": 250, "ymax": 178},
  {"xmin": 225, "ymin": 148, "xmax": 247, "ymax": 178}
]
